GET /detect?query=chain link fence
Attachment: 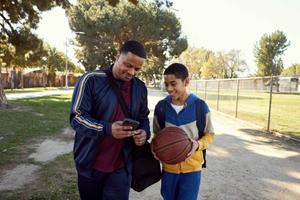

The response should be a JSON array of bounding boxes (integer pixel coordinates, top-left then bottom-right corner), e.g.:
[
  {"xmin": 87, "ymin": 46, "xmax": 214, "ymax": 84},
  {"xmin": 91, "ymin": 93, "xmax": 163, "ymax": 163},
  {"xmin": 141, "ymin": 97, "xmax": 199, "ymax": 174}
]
[{"xmin": 189, "ymin": 75, "xmax": 300, "ymax": 139}]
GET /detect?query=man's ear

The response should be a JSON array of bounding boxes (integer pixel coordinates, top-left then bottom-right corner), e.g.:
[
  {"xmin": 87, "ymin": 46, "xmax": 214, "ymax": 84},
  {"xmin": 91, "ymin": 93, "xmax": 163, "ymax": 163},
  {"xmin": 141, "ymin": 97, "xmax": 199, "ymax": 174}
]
[{"xmin": 115, "ymin": 53, "xmax": 120, "ymax": 61}]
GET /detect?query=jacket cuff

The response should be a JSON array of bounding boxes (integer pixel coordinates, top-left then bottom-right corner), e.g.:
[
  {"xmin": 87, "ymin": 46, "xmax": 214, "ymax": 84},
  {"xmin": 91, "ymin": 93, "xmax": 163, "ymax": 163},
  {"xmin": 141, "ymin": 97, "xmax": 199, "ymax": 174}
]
[
  {"xmin": 103, "ymin": 121, "xmax": 112, "ymax": 136},
  {"xmin": 197, "ymin": 140, "xmax": 203, "ymax": 151}
]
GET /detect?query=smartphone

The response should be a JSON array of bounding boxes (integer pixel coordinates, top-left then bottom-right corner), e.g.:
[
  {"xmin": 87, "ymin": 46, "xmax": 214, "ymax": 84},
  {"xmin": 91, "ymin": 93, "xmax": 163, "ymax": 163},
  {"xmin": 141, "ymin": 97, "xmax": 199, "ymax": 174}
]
[{"xmin": 122, "ymin": 118, "xmax": 140, "ymax": 131}]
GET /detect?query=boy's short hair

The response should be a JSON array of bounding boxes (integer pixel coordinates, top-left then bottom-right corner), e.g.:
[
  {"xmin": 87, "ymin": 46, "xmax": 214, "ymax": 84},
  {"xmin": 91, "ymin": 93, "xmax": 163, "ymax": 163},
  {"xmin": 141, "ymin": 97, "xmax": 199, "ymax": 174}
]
[
  {"xmin": 120, "ymin": 40, "xmax": 147, "ymax": 59},
  {"xmin": 164, "ymin": 63, "xmax": 189, "ymax": 81}
]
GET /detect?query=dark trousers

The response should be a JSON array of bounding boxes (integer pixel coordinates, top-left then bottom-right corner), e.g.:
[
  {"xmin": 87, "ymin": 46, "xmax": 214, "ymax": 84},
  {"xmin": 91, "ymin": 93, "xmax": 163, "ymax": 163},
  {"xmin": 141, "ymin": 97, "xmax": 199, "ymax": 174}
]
[{"xmin": 77, "ymin": 168, "xmax": 130, "ymax": 200}]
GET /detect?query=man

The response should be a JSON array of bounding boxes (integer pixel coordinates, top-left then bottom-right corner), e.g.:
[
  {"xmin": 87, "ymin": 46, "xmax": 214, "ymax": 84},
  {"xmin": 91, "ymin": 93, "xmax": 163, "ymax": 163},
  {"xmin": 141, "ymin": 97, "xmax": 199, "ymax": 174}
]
[{"xmin": 70, "ymin": 40, "xmax": 150, "ymax": 200}]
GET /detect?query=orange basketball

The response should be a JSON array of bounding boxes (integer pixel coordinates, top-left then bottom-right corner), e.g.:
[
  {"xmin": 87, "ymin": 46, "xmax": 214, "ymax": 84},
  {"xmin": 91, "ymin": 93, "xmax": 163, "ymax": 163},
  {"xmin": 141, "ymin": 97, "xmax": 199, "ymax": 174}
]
[{"xmin": 151, "ymin": 127, "xmax": 193, "ymax": 164}]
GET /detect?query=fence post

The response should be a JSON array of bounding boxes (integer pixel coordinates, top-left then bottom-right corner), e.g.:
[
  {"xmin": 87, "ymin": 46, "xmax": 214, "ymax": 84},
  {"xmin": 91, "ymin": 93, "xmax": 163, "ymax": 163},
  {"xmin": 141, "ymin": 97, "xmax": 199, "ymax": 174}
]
[
  {"xmin": 267, "ymin": 76, "xmax": 273, "ymax": 132},
  {"xmin": 217, "ymin": 80, "xmax": 220, "ymax": 111},
  {"xmin": 235, "ymin": 79, "xmax": 240, "ymax": 118}
]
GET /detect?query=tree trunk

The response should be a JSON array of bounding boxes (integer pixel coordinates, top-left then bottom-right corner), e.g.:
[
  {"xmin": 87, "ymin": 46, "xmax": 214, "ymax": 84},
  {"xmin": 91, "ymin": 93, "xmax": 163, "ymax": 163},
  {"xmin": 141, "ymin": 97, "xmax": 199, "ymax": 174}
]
[
  {"xmin": 0, "ymin": 70, "xmax": 8, "ymax": 107},
  {"xmin": 10, "ymin": 67, "xmax": 15, "ymax": 91},
  {"xmin": 20, "ymin": 70, "xmax": 24, "ymax": 89}
]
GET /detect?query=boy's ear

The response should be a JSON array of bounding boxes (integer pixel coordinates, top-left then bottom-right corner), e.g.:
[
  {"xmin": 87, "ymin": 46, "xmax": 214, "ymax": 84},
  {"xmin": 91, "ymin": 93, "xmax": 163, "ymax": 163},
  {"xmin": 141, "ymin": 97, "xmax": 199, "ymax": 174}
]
[{"xmin": 184, "ymin": 77, "xmax": 190, "ymax": 86}]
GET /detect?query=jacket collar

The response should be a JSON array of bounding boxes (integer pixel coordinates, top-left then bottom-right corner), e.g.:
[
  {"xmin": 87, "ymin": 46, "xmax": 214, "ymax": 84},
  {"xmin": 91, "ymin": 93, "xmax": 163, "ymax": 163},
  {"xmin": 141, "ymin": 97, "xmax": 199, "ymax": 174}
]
[{"xmin": 164, "ymin": 93, "xmax": 198, "ymax": 106}]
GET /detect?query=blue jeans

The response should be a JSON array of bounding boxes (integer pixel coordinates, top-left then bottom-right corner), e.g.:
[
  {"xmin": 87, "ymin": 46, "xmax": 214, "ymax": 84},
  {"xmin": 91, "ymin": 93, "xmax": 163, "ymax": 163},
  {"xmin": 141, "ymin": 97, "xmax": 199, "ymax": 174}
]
[
  {"xmin": 77, "ymin": 168, "xmax": 130, "ymax": 200},
  {"xmin": 161, "ymin": 171, "xmax": 202, "ymax": 200}
]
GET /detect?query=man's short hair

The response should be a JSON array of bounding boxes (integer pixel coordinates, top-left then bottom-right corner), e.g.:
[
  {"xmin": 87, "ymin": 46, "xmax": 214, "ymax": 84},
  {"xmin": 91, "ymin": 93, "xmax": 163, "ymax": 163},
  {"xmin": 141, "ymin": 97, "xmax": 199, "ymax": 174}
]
[
  {"xmin": 120, "ymin": 40, "xmax": 147, "ymax": 59},
  {"xmin": 164, "ymin": 63, "xmax": 189, "ymax": 81}
]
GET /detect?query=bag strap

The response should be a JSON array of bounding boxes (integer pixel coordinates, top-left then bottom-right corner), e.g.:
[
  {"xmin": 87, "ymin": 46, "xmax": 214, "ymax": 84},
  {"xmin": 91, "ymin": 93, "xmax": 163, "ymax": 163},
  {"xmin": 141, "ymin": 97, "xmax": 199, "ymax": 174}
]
[{"xmin": 106, "ymin": 70, "xmax": 131, "ymax": 118}]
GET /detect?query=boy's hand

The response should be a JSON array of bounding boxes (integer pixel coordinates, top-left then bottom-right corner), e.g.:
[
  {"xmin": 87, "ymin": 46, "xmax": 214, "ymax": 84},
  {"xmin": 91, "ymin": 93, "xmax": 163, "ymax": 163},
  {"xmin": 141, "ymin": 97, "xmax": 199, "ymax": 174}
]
[{"xmin": 185, "ymin": 139, "xmax": 199, "ymax": 161}]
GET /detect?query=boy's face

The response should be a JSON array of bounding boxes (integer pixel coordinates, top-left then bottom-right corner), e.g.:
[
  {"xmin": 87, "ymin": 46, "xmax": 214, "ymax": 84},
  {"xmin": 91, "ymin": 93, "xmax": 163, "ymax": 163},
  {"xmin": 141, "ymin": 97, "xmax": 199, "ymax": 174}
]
[{"xmin": 164, "ymin": 74, "xmax": 189, "ymax": 100}]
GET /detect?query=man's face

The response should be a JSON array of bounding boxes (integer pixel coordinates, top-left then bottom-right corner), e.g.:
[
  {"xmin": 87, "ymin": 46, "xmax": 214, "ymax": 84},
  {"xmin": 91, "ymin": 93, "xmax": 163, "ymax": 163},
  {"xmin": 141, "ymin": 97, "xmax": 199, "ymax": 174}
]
[{"xmin": 113, "ymin": 52, "xmax": 145, "ymax": 82}]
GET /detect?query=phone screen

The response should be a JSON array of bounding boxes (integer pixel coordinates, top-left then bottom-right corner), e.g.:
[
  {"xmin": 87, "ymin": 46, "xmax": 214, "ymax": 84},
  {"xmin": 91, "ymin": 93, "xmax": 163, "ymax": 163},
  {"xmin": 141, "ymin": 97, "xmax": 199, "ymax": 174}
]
[{"xmin": 122, "ymin": 118, "xmax": 140, "ymax": 130}]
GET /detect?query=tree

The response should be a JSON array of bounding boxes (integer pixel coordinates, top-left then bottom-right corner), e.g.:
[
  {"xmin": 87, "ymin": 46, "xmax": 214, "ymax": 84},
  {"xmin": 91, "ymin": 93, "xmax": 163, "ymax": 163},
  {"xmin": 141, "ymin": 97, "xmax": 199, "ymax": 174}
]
[
  {"xmin": 254, "ymin": 30, "xmax": 290, "ymax": 76},
  {"xmin": 201, "ymin": 52, "xmax": 222, "ymax": 79},
  {"xmin": 37, "ymin": 44, "xmax": 79, "ymax": 87},
  {"xmin": 174, "ymin": 47, "xmax": 210, "ymax": 79},
  {"xmin": 0, "ymin": 0, "xmax": 70, "ymax": 107},
  {"xmin": 225, "ymin": 50, "xmax": 247, "ymax": 78},
  {"xmin": 176, "ymin": 48, "xmax": 247, "ymax": 79},
  {"xmin": 281, "ymin": 64, "xmax": 300, "ymax": 76},
  {"xmin": 104, "ymin": 0, "xmax": 172, "ymax": 7},
  {"xmin": 68, "ymin": 0, "xmax": 187, "ymax": 82}
]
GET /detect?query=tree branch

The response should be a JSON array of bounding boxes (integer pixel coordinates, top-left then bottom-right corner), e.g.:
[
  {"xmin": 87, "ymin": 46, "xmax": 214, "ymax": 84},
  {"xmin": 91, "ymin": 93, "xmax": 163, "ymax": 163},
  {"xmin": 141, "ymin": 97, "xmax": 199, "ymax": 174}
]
[{"xmin": 0, "ymin": 12, "xmax": 15, "ymax": 34}]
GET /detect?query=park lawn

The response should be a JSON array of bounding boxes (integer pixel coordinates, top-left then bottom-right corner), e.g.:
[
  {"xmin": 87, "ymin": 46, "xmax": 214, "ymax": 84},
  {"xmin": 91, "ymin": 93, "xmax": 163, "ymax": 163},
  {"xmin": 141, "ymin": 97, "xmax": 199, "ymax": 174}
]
[
  {"xmin": 4, "ymin": 87, "xmax": 74, "ymax": 94},
  {"xmin": 0, "ymin": 94, "xmax": 72, "ymax": 166},
  {"xmin": 198, "ymin": 90, "xmax": 300, "ymax": 139},
  {"xmin": 0, "ymin": 94, "xmax": 80, "ymax": 199},
  {"xmin": 1, "ymin": 153, "xmax": 79, "ymax": 200}
]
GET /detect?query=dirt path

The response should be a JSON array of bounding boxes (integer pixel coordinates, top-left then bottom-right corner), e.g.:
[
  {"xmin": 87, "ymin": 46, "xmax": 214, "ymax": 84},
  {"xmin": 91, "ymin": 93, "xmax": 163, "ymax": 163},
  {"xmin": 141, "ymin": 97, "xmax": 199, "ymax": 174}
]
[
  {"xmin": 200, "ymin": 112, "xmax": 300, "ymax": 200},
  {"xmin": 130, "ymin": 89, "xmax": 300, "ymax": 200},
  {"xmin": 1, "ymin": 89, "xmax": 299, "ymax": 199},
  {"xmin": 0, "ymin": 128, "xmax": 74, "ymax": 192}
]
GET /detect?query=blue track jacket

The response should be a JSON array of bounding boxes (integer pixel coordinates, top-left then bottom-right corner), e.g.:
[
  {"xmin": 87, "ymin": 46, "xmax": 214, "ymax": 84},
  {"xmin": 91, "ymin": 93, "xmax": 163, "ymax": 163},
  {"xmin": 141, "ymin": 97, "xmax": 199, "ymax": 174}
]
[{"xmin": 70, "ymin": 68, "xmax": 150, "ymax": 177}]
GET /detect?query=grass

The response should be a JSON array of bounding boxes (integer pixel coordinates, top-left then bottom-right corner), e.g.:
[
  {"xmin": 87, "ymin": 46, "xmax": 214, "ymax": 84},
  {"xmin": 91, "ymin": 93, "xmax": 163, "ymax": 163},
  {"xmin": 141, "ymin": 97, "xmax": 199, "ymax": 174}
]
[
  {"xmin": 1, "ymin": 153, "xmax": 79, "ymax": 200},
  {"xmin": 4, "ymin": 87, "xmax": 74, "ymax": 94},
  {"xmin": 194, "ymin": 89, "xmax": 300, "ymax": 139},
  {"xmin": 0, "ymin": 94, "xmax": 72, "ymax": 166},
  {"xmin": 27, "ymin": 153, "xmax": 78, "ymax": 200},
  {"xmin": 0, "ymin": 94, "xmax": 78, "ymax": 200}
]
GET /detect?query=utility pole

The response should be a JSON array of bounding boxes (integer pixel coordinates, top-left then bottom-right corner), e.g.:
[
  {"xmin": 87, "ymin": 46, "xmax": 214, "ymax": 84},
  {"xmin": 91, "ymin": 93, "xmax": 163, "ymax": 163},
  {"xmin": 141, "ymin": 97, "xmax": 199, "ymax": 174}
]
[{"xmin": 65, "ymin": 38, "xmax": 69, "ymax": 89}]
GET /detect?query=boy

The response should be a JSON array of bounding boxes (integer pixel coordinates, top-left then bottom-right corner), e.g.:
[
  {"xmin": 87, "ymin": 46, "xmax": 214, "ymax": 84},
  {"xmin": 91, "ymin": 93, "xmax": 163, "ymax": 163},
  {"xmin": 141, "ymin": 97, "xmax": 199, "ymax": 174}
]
[{"xmin": 153, "ymin": 63, "xmax": 215, "ymax": 200}]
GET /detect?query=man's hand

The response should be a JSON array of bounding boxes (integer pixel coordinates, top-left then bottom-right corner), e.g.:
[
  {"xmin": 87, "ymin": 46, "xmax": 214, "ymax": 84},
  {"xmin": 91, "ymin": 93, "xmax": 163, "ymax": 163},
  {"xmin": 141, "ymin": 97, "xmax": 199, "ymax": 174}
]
[
  {"xmin": 133, "ymin": 129, "xmax": 147, "ymax": 146},
  {"xmin": 111, "ymin": 121, "xmax": 135, "ymax": 139},
  {"xmin": 185, "ymin": 139, "xmax": 199, "ymax": 161}
]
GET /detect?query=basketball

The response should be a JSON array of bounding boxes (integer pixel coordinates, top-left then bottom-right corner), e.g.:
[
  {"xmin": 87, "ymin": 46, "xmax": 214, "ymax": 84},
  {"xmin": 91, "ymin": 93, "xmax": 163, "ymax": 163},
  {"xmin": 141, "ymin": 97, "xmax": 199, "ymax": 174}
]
[{"xmin": 151, "ymin": 127, "xmax": 193, "ymax": 164}]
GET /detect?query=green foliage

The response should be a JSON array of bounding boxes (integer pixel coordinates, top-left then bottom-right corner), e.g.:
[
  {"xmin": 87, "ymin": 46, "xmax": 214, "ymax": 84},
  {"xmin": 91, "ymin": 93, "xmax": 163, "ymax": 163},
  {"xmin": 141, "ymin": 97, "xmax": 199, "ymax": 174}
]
[
  {"xmin": 11, "ymin": 28, "xmax": 48, "ymax": 68},
  {"xmin": 281, "ymin": 64, "xmax": 300, "ymax": 75},
  {"xmin": 0, "ymin": 0, "xmax": 70, "ymax": 69},
  {"xmin": 0, "ymin": 0, "xmax": 70, "ymax": 33},
  {"xmin": 254, "ymin": 30, "xmax": 290, "ymax": 76},
  {"xmin": 174, "ymin": 47, "xmax": 210, "ymax": 78},
  {"xmin": 175, "ymin": 48, "xmax": 247, "ymax": 79},
  {"xmin": 225, "ymin": 50, "xmax": 247, "ymax": 78},
  {"xmin": 104, "ymin": 0, "xmax": 172, "ymax": 7},
  {"xmin": 68, "ymin": 0, "xmax": 187, "ymax": 79}
]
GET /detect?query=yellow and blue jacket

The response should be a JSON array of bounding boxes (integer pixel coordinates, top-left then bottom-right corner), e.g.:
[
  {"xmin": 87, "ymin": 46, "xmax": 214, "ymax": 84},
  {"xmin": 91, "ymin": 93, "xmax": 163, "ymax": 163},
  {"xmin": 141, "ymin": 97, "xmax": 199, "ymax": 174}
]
[{"xmin": 153, "ymin": 94, "xmax": 214, "ymax": 174}]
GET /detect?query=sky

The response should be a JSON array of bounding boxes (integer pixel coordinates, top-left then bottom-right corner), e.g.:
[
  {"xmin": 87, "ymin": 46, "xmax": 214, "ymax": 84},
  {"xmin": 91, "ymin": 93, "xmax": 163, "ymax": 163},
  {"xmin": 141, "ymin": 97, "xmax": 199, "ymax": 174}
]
[{"xmin": 36, "ymin": 0, "xmax": 300, "ymax": 75}]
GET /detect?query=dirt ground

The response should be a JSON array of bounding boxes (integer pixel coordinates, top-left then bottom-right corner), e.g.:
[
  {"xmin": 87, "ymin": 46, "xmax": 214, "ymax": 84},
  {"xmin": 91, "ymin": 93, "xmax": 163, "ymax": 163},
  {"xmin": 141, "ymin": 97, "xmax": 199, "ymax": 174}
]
[
  {"xmin": 1, "ymin": 89, "xmax": 299, "ymax": 199},
  {"xmin": 131, "ymin": 90, "xmax": 300, "ymax": 200},
  {"xmin": 130, "ymin": 109, "xmax": 300, "ymax": 200}
]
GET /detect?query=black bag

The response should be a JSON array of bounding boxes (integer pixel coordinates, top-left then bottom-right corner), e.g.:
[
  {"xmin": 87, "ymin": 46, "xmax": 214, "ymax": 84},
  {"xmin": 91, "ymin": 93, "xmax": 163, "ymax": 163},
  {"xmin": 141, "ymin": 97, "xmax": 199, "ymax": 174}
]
[
  {"xmin": 131, "ymin": 141, "xmax": 162, "ymax": 192},
  {"xmin": 106, "ymin": 70, "xmax": 162, "ymax": 192}
]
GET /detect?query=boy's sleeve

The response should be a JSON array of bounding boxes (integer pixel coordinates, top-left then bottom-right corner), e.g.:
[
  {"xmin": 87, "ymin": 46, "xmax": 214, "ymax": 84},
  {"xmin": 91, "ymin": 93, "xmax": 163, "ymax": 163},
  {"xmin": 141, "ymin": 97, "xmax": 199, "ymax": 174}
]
[
  {"xmin": 137, "ymin": 85, "xmax": 151, "ymax": 139},
  {"xmin": 153, "ymin": 104, "xmax": 162, "ymax": 135},
  {"xmin": 197, "ymin": 112, "xmax": 214, "ymax": 150},
  {"xmin": 153, "ymin": 115, "xmax": 161, "ymax": 135}
]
